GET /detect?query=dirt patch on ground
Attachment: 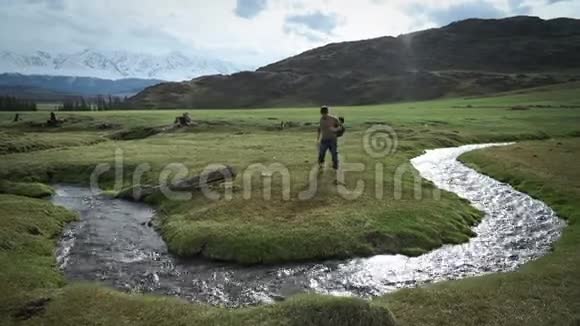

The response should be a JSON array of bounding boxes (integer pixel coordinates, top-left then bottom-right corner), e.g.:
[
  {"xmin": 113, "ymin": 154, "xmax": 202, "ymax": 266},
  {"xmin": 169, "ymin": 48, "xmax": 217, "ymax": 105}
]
[
  {"xmin": 109, "ymin": 126, "xmax": 165, "ymax": 140},
  {"xmin": 13, "ymin": 298, "xmax": 51, "ymax": 320}
]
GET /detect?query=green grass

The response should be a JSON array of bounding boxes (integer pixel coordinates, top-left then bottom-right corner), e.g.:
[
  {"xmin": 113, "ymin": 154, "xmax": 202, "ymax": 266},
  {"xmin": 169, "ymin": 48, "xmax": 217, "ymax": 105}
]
[
  {"xmin": 3, "ymin": 137, "xmax": 579, "ymax": 325},
  {"xmin": 0, "ymin": 129, "xmax": 483, "ymax": 264},
  {"xmin": 381, "ymin": 138, "xmax": 580, "ymax": 326},
  {"xmin": 1, "ymin": 82, "xmax": 580, "ymax": 324},
  {"xmin": 24, "ymin": 286, "xmax": 396, "ymax": 326},
  {"xmin": 0, "ymin": 194, "xmax": 77, "ymax": 325},
  {"xmin": 0, "ymin": 130, "xmax": 104, "ymax": 155},
  {"xmin": 0, "ymin": 83, "xmax": 579, "ymax": 263},
  {"xmin": 466, "ymin": 81, "xmax": 580, "ymax": 105},
  {"xmin": 2, "ymin": 81, "xmax": 580, "ymax": 137},
  {"xmin": 0, "ymin": 181, "xmax": 54, "ymax": 198}
]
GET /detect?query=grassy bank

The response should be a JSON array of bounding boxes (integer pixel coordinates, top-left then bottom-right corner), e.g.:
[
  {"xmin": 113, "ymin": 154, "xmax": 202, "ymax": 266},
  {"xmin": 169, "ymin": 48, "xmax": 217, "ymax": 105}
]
[
  {"xmin": 0, "ymin": 193, "xmax": 77, "ymax": 325},
  {"xmin": 382, "ymin": 138, "xmax": 580, "ymax": 326},
  {"xmin": 25, "ymin": 286, "xmax": 396, "ymax": 326},
  {"xmin": 0, "ymin": 181, "xmax": 54, "ymax": 198}
]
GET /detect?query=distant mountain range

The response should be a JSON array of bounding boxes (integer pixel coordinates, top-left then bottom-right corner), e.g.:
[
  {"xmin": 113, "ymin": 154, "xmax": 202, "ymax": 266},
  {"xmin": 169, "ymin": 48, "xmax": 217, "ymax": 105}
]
[
  {"xmin": 0, "ymin": 73, "xmax": 164, "ymax": 101},
  {"xmin": 0, "ymin": 49, "xmax": 249, "ymax": 81},
  {"xmin": 0, "ymin": 49, "xmax": 252, "ymax": 101},
  {"xmin": 130, "ymin": 16, "xmax": 580, "ymax": 109}
]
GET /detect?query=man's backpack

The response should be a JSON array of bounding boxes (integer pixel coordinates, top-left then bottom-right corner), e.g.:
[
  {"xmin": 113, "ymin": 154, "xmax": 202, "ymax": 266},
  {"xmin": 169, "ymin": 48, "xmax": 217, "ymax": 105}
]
[{"xmin": 336, "ymin": 116, "xmax": 345, "ymax": 137}]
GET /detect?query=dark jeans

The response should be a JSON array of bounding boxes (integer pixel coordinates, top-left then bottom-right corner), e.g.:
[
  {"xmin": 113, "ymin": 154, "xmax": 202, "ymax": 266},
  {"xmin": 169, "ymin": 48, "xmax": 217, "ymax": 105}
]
[{"xmin": 318, "ymin": 138, "xmax": 339, "ymax": 170}]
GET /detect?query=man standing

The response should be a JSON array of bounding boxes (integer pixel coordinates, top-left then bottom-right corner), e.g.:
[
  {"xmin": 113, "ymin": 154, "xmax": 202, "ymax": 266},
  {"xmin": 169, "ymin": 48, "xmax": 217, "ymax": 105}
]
[{"xmin": 317, "ymin": 106, "xmax": 341, "ymax": 171}]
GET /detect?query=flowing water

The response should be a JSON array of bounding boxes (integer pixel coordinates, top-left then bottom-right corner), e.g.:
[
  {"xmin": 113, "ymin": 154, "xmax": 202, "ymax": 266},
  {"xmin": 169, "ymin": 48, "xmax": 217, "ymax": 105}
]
[{"xmin": 53, "ymin": 143, "xmax": 565, "ymax": 306}]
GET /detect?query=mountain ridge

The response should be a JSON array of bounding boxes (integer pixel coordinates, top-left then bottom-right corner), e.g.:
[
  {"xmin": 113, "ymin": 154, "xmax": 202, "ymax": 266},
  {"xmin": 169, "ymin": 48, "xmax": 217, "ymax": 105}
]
[
  {"xmin": 0, "ymin": 73, "xmax": 164, "ymax": 101},
  {"xmin": 129, "ymin": 16, "xmax": 580, "ymax": 109},
  {"xmin": 0, "ymin": 49, "xmax": 249, "ymax": 81}
]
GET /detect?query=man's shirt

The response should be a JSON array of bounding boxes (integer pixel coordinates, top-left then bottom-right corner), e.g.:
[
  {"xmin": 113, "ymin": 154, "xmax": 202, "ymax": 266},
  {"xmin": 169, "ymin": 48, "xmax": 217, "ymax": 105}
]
[{"xmin": 319, "ymin": 115, "xmax": 340, "ymax": 140}]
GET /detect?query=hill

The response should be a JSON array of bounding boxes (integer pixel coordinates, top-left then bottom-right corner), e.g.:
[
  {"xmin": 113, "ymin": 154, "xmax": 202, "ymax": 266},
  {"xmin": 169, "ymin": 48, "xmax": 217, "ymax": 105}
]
[{"xmin": 129, "ymin": 16, "xmax": 580, "ymax": 109}]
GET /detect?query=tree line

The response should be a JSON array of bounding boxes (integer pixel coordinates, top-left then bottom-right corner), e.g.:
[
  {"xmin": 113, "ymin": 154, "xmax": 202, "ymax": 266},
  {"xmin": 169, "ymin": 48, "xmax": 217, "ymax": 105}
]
[
  {"xmin": 0, "ymin": 96, "xmax": 37, "ymax": 111},
  {"xmin": 0, "ymin": 95, "xmax": 133, "ymax": 112},
  {"xmin": 59, "ymin": 95, "xmax": 129, "ymax": 111}
]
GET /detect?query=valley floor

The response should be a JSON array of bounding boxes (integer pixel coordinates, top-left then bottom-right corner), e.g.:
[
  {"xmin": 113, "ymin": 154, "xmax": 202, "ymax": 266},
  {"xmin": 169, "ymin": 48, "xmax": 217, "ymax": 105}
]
[{"xmin": 0, "ymin": 82, "xmax": 579, "ymax": 325}]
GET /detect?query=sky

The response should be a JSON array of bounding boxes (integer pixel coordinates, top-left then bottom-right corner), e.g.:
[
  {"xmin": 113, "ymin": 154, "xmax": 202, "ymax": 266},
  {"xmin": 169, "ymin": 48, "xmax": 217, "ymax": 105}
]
[{"xmin": 0, "ymin": 0, "xmax": 579, "ymax": 67}]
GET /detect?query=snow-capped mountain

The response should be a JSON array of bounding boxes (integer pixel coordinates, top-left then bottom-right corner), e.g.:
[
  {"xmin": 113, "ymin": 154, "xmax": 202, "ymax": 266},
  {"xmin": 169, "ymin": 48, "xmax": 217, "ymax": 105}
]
[{"xmin": 0, "ymin": 49, "xmax": 250, "ymax": 81}]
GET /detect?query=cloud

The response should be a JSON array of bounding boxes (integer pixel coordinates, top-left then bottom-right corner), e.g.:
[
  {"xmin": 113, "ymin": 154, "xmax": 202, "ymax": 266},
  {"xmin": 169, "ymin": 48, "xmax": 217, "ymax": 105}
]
[
  {"xmin": 285, "ymin": 11, "xmax": 339, "ymax": 34},
  {"xmin": 23, "ymin": 0, "xmax": 66, "ymax": 10},
  {"xmin": 283, "ymin": 11, "xmax": 342, "ymax": 41},
  {"xmin": 282, "ymin": 25, "xmax": 324, "ymax": 42},
  {"xmin": 413, "ymin": 1, "xmax": 505, "ymax": 26},
  {"xmin": 1, "ymin": 0, "xmax": 580, "ymax": 69},
  {"xmin": 508, "ymin": 0, "xmax": 532, "ymax": 14},
  {"xmin": 234, "ymin": 0, "xmax": 268, "ymax": 19},
  {"xmin": 128, "ymin": 26, "xmax": 191, "ymax": 50}
]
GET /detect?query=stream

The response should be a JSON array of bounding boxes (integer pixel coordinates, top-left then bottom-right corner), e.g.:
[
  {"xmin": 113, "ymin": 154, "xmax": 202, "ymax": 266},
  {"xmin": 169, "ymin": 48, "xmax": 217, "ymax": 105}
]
[{"xmin": 53, "ymin": 143, "xmax": 565, "ymax": 307}]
